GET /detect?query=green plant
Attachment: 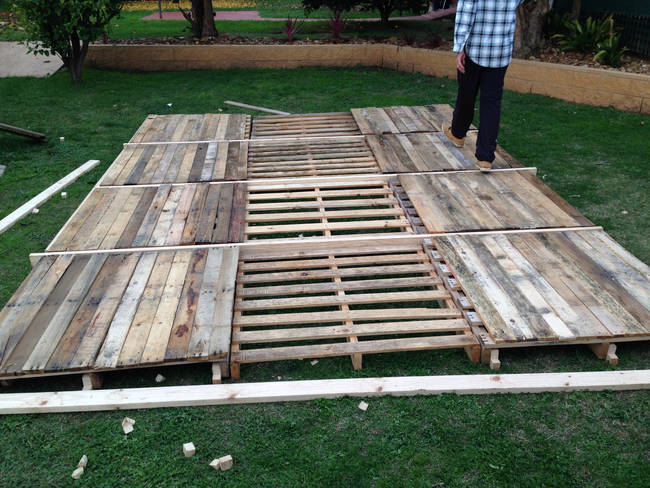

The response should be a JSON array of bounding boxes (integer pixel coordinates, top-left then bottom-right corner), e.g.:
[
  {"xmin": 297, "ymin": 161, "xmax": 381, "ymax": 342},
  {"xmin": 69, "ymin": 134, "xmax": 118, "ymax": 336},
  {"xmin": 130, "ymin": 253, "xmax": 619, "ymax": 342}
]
[
  {"xmin": 282, "ymin": 15, "xmax": 301, "ymax": 41},
  {"xmin": 554, "ymin": 15, "xmax": 611, "ymax": 53},
  {"xmin": 328, "ymin": 9, "xmax": 347, "ymax": 39},
  {"xmin": 11, "ymin": 0, "xmax": 125, "ymax": 82},
  {"xmin": 594, "ymin": 33, "xmax": 628, "ymax": 67}
]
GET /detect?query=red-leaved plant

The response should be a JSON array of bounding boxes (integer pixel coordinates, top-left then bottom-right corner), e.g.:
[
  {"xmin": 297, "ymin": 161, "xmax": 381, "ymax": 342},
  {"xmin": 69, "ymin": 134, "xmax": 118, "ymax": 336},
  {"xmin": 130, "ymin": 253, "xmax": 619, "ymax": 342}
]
[
  {"xmin": 329, "ymin": 10, "xmax": 347, "ymax": 40},
  {"xmin": 283, "ymin": 16, "xmax": 301, "ymax": 42}
]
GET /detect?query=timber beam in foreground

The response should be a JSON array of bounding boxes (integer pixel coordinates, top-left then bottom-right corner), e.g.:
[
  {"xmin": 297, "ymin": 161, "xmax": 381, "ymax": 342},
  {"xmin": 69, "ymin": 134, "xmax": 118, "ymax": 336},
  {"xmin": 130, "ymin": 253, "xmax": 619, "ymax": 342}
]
[{"xmin": 1, "ymin": 370, "xmax": 648, "ymax": 415}]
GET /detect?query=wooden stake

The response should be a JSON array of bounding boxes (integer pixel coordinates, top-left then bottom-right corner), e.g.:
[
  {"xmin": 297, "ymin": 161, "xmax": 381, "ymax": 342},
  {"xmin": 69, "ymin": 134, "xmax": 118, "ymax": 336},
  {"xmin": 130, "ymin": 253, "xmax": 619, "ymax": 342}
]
[
  {"xmin": 589, "ymin": 343, "xmax": 619, "ymax": 366},
  {"xmin": 212, "ymin": 363, "xmax": 222, "ymax": 384}
]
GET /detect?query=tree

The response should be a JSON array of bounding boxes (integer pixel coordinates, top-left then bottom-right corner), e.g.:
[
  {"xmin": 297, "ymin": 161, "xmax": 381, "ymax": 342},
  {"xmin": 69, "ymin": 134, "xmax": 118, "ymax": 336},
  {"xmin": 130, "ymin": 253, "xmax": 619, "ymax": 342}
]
[
  {"xmin": 361, "ymin": 0, "xmax": 428, "ymax": 26},
  {"xmin": 303, "ymin": 0, "xmax": 428, "ymax": 26},
  {"xmin": 513, "ymin": 0, "xmax": 552, "ymax": 58},
  {"xmin": 180, "ymin": 0, "xmax": 218, "ymax": 39},
  {"xmin": 13, "ymin": 0, "xmax": 125, "ymax": 83}
]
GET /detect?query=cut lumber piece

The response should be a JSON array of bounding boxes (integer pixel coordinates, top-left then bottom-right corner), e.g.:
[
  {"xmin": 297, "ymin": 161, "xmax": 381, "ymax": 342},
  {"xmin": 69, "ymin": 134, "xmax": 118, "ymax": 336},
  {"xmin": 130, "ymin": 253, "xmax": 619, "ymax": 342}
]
[
  {"xmin": 0, "ymin": 122, "xmax": 46, "ymax": 141},
  {"xmin": 82, "ymin": 373, "xmax": 103, "ymax": 391},
  {"xmin": 122, "ymin": 417, "xmax": 135, "ymax": 434},
  {"xmin": 217, "ymin": 455, "xmax": 233, "ymax": 471},
  {"xmin": 183, "ymin": 442, "xmax": 196, "ymax": 457},
  {"xmin": 0, "ymin": 160, "xmax": 100, "ymax": 236},
  {"xmin": 224, "ymin": 100, "xmax": 290, "ymax": 115},
  {"xmin": 1, "ymin": 370, "xmax": 647, "ymax": 414}
]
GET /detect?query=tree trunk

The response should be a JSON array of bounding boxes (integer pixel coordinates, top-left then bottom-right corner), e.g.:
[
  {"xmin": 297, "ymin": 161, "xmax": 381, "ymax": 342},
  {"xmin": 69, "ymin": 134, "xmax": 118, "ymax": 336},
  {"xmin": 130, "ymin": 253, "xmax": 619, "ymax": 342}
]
[
  {"xmin": 513, "ymin": 0, "xmax": 551, "ymax": 58},
  {"xmin": 201, "ymin": 0, "xmax": 218, "ymax": 38},
  {"xmin": 571, "ymin": 0, "xmax": 581, "ymax": 19},
  {"xmin": 68, "ymin": 32, "xmax": 82, "ymax": 83}
]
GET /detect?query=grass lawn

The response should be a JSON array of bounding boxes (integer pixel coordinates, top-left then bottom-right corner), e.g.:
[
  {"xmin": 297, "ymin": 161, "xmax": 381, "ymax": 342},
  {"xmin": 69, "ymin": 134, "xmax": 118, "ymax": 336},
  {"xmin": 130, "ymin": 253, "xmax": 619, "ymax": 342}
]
[{"xmin": 0, "ymin": 67, "xmax": 648, "ymax": 487}]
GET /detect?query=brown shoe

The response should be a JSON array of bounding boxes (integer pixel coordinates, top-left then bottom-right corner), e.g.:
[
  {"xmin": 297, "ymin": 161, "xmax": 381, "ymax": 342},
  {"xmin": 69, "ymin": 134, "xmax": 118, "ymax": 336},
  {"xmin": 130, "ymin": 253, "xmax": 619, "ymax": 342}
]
[
  {"xmin": 442, "ymin": 124, "xmax": 465, "ymax": 148},
  {"xmin": 477, "ymin": 160, "xmax": 493, "ymax": 173}
]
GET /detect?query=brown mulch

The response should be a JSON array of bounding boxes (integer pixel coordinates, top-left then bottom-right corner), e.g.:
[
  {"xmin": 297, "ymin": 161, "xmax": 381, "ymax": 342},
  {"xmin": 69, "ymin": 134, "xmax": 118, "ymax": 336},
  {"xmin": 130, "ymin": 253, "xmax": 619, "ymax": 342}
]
[{"xmin": 98, "ymin": 35, "xmax": 650, "ymax": 75}]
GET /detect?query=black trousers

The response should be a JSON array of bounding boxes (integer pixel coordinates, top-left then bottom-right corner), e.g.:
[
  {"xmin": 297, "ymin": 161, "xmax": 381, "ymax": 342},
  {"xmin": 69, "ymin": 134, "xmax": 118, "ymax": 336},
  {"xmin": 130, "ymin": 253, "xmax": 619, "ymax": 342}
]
[{"xmin": 451, "ymin": 55, "xmax": 508, "ymax": 163}]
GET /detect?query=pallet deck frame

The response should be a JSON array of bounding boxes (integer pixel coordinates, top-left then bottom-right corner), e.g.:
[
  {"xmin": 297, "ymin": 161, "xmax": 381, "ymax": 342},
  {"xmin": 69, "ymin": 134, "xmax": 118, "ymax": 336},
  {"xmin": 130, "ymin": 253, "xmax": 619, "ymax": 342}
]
[{"xmin": 0, "ymin": 105, "xmax": 647, "ymax": 385}]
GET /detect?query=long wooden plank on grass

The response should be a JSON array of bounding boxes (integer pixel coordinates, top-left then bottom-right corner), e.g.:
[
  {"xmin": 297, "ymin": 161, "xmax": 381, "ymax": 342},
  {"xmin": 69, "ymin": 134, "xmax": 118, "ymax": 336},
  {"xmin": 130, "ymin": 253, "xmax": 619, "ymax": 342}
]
[
  {"xmin": 0, "ymin": 159, "xmax": 99, "ymax": 234},
  {"xmin": 3, "ymin": 370, "xmax": 648, "ymax": 414},
  {"xmin": 233, "ymin": 319, "xmax": 469, "ymax": 343}
]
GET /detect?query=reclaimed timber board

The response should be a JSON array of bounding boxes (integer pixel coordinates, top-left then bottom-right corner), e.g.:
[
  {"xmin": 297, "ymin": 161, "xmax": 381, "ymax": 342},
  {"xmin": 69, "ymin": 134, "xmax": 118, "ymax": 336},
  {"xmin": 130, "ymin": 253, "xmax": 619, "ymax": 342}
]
[
  {"xmin": 231, "ymin": 242, "xmax": 475, "ymax": 372},
  {"xmin": 47, "ymin": 183, "xmax": 246, "ymax": 252},
  {"xmin": 129, "ymin": 114, "xmax": 251, "ymax": 143},
  {"xmin": 0, "ymin": 248, "xmax": 239, "ymax": 377},
  {"xmin": 251, "ymin": 112, "xmax": 361, "ymax": 138},
  {"xmin": 101, "ymin": 142, "xmax": 248, "ymax": 186},
  {"xmin": 247, "ymin": 137, "xmax": 381, "ymax": 178},
  {"xmin": 351, "ymin": 105, "xmax": 477, "ymax": 135},
  {"xmin": 434, "ymin": 230, "xmax": 650, "ymax": 344},
  {"xmin": 400, "ymin": 172, "xmax": 586, "ymax": 233},
  {"xmin": 244, "ymin": 180, "xmax": 414, "ymax": 240}
]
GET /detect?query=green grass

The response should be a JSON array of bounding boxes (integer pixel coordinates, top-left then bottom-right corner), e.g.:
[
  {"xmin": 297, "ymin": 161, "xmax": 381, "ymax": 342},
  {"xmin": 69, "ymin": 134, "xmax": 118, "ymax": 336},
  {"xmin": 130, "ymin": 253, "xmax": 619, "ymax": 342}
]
[{"xmin": 0, "ymin": 67, "xmax": 648, "ymax": 487}]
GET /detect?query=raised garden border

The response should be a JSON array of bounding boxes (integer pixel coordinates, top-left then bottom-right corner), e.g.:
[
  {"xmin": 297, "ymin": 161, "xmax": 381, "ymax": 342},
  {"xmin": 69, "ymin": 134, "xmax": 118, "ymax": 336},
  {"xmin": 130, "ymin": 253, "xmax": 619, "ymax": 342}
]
[{"xmin": 85, "ymin": 44, "xmax": 650, "ymax": 113}]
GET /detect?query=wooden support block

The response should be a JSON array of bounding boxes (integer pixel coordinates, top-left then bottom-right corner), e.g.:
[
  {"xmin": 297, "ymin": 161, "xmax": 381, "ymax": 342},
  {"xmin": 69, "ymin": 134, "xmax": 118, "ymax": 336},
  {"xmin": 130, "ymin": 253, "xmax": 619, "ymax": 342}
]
[
  {"xmin": 489, "ymin": 349, "xmax": 501, "ymax": 370},
  {"xmin": 589, "ymin": 343, "xmax": 619, "ymax": 366},
  {"xmin": 212, "ymin": 363, "xmax": 222, "ymax": 384},
  {"xmin": 209, "ymin": 458, "xmax": 221, "ymax": 470},
  {"xmin": 183, "ymin": 442, "xmax": 196, "ymax": 457},
  {"xmin": 82, "ymin": 373, "xmax": 103, "ymax": 391},
  {"xmin": 463, "ymin": 343, "xmax": 481, "ymax": 364},
  {"xmin": 219, "ymin": 361, "xmax": 230, "ymax": 379}
]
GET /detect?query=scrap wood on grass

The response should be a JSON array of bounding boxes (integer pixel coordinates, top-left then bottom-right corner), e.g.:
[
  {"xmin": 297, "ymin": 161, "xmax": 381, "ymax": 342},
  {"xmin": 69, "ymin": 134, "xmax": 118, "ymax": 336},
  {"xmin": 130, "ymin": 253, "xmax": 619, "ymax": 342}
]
[{"xmin": 0, "ymin": 370, "xmax": 648, "ymax": 415}]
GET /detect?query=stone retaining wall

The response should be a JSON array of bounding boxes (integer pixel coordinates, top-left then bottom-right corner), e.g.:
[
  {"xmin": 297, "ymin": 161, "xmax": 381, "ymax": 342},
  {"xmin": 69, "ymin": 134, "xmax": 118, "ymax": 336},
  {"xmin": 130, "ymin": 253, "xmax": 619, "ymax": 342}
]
[{"xmin": 86, "ymin": 44, "xmax": 650, "ymax": 113}]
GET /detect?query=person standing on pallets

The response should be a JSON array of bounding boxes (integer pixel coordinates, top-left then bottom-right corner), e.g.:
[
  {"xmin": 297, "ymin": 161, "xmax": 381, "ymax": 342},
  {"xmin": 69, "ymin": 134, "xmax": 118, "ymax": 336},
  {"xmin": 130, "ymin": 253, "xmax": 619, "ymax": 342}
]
[{"xmin": 442, "ymin": 0, "xmax": 525, "ymax": 172}]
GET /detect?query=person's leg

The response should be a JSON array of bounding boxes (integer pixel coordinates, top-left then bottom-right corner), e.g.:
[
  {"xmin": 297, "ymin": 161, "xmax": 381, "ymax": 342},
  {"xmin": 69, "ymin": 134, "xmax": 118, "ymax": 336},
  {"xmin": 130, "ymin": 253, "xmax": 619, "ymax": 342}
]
[
  {"xmin": 475, "ymin": 65, "xmax": 508, "ymax": 163},
  {"xmin": 451, "ymin": 55, "xmax": 481, "ymax": 139}
]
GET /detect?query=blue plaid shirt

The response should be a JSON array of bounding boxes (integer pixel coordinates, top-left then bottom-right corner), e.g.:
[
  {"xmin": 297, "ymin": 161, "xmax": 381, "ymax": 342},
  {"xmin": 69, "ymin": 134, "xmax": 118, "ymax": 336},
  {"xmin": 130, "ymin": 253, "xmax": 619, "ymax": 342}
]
[{"xmin": 453, "ymin": 0, "xmax": 525, "ymax": 68}]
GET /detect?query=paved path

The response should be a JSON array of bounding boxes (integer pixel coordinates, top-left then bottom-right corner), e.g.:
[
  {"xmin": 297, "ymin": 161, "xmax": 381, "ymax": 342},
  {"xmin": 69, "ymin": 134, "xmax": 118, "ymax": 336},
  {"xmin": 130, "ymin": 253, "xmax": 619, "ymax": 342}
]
[
  {"xmin": 141, "ymin": 7, "xmax": 456, "ymax": 22},
  {"xmin": 0, "ymin": 42, "xmax": 63, "ymax": 77}
]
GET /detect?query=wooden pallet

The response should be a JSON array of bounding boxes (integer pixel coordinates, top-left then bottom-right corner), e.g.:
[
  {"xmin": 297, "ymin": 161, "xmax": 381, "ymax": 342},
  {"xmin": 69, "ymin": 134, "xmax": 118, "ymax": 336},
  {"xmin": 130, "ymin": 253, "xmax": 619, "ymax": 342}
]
[
  {"xmin": 101, "ymin": 141, "xmax": 248, "ymax": 186},
  {"xmin": 244, "ymin": 178, "xmax": 414, "ymax": 240},
  {"xmin": 400, "ymin": 171, "xmax": 592, "ymax": 233},
  {"xmin": 230, "ymin": 242, "xmax": 479, "ymax": 378},
  {"xmin": 246, "ymin": 137, "xmax": 380, "ymax": 178},
  {"xmin": 435, "ymin": 229, "xmax": 650, "ymax": 343},
  {"xmin": 129, "ymin": 114, "xmax": 251, "ymax": 143},
  {"xmin": 0, "ymin": 248, "xmax": 239, "ymax": 377},
  {"xmin": 251, "ymin": 112, "xmax": 360, "ymax": 138},
  {"xmin": 351, "ymin": 105, "xmax": 477, "ymax": 134},
  {"xmin": 47, "ymin": 183, "xmax": 246, "ymax": 252}
]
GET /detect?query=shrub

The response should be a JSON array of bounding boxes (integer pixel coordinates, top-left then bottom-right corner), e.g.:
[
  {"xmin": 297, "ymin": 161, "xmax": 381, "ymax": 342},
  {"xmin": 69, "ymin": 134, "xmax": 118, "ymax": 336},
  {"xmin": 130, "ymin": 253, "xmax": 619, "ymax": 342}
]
[
  {"xmin": 594, "ymin": 34, "xmax": 628, "ymax": 68},
  {"xmin": 554, "ymin": 15, "xmax": 611, "ymax": 53},
  {"xmin": 329, "ymin": 10, "xmax": 347, "ymax": 40},
  {"xmin": 283, "ymin": 15, "xmax": 301, "ymax": 42}
]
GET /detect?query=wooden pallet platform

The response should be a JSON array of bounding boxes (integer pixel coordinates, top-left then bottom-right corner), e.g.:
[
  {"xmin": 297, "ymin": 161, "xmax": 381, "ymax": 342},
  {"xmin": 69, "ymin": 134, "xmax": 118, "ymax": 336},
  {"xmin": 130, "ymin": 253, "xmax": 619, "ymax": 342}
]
[
  {"xmin": 48, "ymin": 183, "xmax": 246, "ymax": 252},
  {"xmin": 101, "ymin": 142, "xmax": 248, "ymax": 186},
  {"xmin": 251, "ymin": 112, "xmax": 360, "ymax": 138},
  {"xmin": 351, "ymin": 105, "xmax": 476, "ymax": 134},
  {"xmin": 1, "ymin": 105, "xmax": 648, "ymax": 384},
  {"xmin": 0, "ymin": 248, "xmax": 239, "ymax": 378},
  {"xmin": 244, "ymin": 178, "xmax": 414, "ymax": 240},
  {"xmin": 247, "ymin": 137, "xmax": 380, "ymax": 178},
  {"xmin": 230, "ymin": 242, "xmax": 479, "ymax": 377},
  {"xmin": 434, "ymin": 230, "xmax": 650, "ymax": 343},
  {"xmin": 129, "ymin": 114, "xmax": 251, "ymax": 143},
  {"xmin": 400, "ymin": 171, "xmax": 592, "ymax": 233}
]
